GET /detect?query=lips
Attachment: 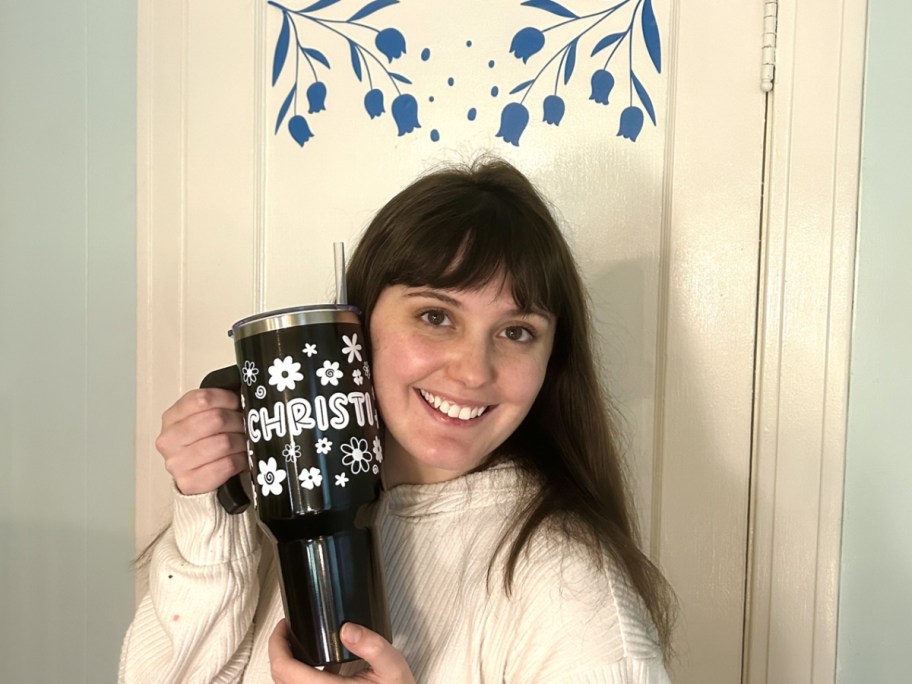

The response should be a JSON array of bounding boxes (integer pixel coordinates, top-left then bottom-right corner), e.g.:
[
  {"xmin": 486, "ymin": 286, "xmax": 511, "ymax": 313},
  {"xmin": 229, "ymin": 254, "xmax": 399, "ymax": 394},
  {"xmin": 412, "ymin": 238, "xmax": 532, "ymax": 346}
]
[{"xmin": 418, "ymin": 389, "xmax": 490, "ymax": 421}]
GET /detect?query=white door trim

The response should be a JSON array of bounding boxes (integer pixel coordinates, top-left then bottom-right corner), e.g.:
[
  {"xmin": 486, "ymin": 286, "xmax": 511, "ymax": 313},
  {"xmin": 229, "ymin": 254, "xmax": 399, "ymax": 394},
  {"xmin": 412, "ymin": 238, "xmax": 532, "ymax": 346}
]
[{"xmin": 744, "ymin": 0, "xmax": 867, "ymax": 681}]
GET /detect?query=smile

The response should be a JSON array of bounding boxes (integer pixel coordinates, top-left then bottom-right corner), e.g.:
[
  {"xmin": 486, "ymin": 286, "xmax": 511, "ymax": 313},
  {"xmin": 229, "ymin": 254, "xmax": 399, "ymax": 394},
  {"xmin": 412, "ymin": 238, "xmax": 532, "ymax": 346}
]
[{"xmin": 418, "ymin": 389, "xmax": 490, "ymax": 421}]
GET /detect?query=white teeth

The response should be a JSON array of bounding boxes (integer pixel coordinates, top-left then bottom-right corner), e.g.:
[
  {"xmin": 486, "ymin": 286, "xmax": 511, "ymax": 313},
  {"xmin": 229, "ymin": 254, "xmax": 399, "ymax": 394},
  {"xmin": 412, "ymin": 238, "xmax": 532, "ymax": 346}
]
[{"xmin": 419, "ymin": 389, "xmax": 488, "ymax": 421}]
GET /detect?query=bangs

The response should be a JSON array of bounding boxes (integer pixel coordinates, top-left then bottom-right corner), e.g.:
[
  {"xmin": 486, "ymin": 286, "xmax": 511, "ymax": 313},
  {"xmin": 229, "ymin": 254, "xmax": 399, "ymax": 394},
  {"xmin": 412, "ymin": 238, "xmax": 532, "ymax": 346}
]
[{"xmin": 385, "ymin": 193, "xmax": 565, "ymax": 318}]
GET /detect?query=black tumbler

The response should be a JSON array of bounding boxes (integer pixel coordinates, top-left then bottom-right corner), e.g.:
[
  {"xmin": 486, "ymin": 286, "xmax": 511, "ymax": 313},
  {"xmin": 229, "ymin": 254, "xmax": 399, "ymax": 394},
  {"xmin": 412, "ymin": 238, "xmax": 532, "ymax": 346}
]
[{"xmin": 206, "ymin": 304, "xmax": 390, "ymax": 668}]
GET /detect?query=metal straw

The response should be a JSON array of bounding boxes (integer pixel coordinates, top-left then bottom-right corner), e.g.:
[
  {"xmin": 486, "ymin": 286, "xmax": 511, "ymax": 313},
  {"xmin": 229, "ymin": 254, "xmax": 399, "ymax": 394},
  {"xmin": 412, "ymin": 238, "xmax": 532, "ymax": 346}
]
[{"xmin": 334, "ymin": 242, "xmax": 347, "ymax": 305}]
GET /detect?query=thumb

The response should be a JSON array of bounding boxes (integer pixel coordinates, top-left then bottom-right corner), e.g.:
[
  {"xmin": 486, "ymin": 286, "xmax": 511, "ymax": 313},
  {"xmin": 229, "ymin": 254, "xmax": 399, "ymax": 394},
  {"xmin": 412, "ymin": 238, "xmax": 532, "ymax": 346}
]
[{"xmin": 340, "ymin": 623, "xmax": 414, "ymax": 684}]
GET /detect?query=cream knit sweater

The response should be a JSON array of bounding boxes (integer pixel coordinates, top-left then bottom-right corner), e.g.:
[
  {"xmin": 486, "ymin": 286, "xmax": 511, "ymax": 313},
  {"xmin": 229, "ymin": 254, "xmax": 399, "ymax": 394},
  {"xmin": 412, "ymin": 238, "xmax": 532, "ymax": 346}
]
[{"xmin": 120, "ymin": 464, "xmax": 671, "ymax": 683}]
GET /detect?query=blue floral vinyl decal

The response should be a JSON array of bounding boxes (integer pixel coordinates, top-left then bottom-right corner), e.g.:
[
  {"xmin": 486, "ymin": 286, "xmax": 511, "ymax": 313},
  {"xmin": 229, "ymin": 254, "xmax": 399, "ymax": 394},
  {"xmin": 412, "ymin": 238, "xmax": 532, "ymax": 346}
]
[
  {"xmin": 268, "ymin": 0, "xmax": 419, "ymax": 147},
  {"xmin": 499, "ymin": 0, "xmax": 662, "ymax": 145}
]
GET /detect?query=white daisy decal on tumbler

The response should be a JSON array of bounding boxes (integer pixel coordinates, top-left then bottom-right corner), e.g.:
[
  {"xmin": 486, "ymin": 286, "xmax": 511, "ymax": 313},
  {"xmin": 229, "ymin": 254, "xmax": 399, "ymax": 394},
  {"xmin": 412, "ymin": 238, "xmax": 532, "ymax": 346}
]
[
  {"xmin": 303, "ymin": 343, "xmax": 318, "ymax": 357},
  {"xmin": 300, "ymin": 467, "xmax": 324, "ymax": 490},
  {"xmin": 341, "ymin": 437, "xmax": 373, "ymax": 474},
  {"xmin": 241, "ymin": 360, "xmax": 259, "ymax": 386},
  {"xmin": 341, "ymin": 334, "xmax": 363, "ymax": 363},
  {"xmin": 315, "ymin": 437, "xmax": 333, "ymax": 455},
  {"xmin": 257, "ymin": 458, "xmax": 287, "ymax": 496},
  {"xmin": 335, "ymin": 473, "xmax": 349, "ymax": 488},
  {"xmin": 282, "ymin": 443, "xmax": 301, "ymax": 463},
  {"xmin": 363, "ymin": 361, "xmax": 371, "ymax": 379},
  {"xmin": 268, "ymin": 356, "xmax": 304, "ymax": 392},
  {"xmin": 372, "ymin": 436, "xmax": 383, "ymax": 463},
  {"xmin": 352, "ymin": 369, "xmax": 363, "ymax": 386},
  {"xmin": 316, "ymin": 360, "xmax": 343, "ymax": 387}
]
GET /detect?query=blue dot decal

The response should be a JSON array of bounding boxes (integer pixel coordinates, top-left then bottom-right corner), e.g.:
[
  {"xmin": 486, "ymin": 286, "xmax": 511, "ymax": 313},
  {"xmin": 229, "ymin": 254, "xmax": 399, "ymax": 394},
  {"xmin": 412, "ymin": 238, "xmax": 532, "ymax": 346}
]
[
  {"xmin": 467, "ymin": 108, "xmax": 477, "ymax": 121},
  {"xmin": 430, "ymin": 129, "xmax": 440, "ymax": 142},
  {"xmin": 447, "ymin": 77, "xmax": 455, "ymax": 86},
  {"xmin": 421, "ymin": 48, "xmax": 430, "ymax": 61},
  {"xmin": 429, "ymin": 95, "xmax": 435, "ymax": 102},
  {"xmin": 491, "ymin": 86, "xmax": 499, "ymax": 97},
  {"xmin": 466, "ymin": 40, "xmax": 473, "ymax": 47},
  {"xmin": 488, "ymin": 59, "xmax": 495, "ymax": 68}
]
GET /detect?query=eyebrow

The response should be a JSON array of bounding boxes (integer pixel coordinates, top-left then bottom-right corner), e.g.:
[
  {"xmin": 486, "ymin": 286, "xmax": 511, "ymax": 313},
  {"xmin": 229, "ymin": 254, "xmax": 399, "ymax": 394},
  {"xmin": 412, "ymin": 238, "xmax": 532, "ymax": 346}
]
[{"xmin": 404, "ymin": 289, "xmax": 554, "ymax": 322}]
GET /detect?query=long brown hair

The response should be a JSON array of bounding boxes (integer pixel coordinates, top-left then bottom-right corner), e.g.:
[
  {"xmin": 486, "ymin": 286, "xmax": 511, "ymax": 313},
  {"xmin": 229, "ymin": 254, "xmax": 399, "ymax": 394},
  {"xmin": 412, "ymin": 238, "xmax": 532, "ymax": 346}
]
[{"xmin": 347, "ymin": 156, "xmax": 676, "ymax": 660}]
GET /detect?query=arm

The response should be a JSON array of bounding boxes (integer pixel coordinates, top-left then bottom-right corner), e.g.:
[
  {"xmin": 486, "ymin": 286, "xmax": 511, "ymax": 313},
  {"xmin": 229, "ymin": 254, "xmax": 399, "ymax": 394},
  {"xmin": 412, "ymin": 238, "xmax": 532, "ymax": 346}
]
[
  {"xmin": 119, "ymin": 490, "xmax": 262, "ymax": 683},
  {"xmin": 120, "ymin": 388, "xmax": 258, "ymax": 683}
]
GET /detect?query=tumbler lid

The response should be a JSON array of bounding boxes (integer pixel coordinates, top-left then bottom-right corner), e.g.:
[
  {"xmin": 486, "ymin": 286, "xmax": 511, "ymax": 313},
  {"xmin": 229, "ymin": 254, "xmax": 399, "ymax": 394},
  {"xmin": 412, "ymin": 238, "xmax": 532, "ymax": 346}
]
[{"xmin": 229, "ymin": 304, "xmax": 361, "ymax": 340}]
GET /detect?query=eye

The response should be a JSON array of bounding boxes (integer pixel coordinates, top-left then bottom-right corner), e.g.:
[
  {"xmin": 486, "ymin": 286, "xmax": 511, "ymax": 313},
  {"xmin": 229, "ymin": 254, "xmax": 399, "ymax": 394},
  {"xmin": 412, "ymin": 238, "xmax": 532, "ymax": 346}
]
[
  {"xmin": 502, "ymin": 326, "xmax": 535, "ymax": 343},
  {"xmin": 420, "ymin": 309, "xmax": 450, "ymax": 327}
]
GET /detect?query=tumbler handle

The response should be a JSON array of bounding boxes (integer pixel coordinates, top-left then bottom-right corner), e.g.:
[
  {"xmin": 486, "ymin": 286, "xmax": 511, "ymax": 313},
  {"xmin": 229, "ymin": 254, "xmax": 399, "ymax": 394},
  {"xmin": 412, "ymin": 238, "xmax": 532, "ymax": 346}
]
[{"xmin": 200, "ymin": 365, "xmax": 251, "ymax": 515}]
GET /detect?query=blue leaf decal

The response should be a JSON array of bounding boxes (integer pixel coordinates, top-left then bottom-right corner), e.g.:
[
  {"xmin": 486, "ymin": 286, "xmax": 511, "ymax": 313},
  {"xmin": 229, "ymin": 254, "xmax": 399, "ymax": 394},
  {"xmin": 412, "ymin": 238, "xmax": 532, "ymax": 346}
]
[
  {"xmin": 275, "ymin": 84, "xmax": 297, "ymax": 134},
  {"xmin": 641, "ymin": 0, "xmax": 662, "ymax": 73},
  {"xmin": 302, "ymin": 47, "xmax": 330, "ymax": 69},
  {"xmin": 300, "ymin": 0, "xmax": 341, "ymax": 12},
  {"xmin": 272, "ymin": 13, "xmax": 290, "ymax": 86},
  {"xmin": 631, "ymin": 71, "xmax": 656, "ymax": 125},
  {"xmin": 389, "ymin": 72, "xmax": 413, "ymax": 85},
  {"xmin": 590, "ymin": 32, "xmax": 625, "ymax": 57},
  {"xmin": 520, "ymin": 0, "xmax": 578, "ymax": 19},
  {"xmin": 563, "ymin": 38, "xmax": 578, "ymax": 85},
  {"xmin": 509, "ymin": 79, "xmax": 534, "ymax": 95},
  {"xmin": 348, "ymin": 40, "xmax": 363, "ymax": 81},
  {"xmin": 348, "ymin": 0, "xmax": 398, "ymax": 22}
]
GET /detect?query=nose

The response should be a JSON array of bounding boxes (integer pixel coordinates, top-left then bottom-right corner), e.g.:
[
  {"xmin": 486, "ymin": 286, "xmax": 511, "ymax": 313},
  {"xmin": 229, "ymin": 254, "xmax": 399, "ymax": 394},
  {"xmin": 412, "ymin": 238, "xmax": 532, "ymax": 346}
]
[{"xmin": 446, "ymin": 334, "xmax": 495, "ymax": 388}]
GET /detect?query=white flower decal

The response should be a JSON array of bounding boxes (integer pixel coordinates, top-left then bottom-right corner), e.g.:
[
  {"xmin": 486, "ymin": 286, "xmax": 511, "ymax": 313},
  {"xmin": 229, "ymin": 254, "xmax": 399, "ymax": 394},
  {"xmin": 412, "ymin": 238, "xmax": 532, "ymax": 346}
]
[
  {"xmin": 335, "ymin": 473, "xmax": 349, "ymax": 488},
  {"xmin": 269, "ymin": 356, "xmax": 304, "ymax": 392},
  {"xmin": 316, "ymin": 360, "xmax": 343, "ymax": 387},
  {"xmin": 300, "ymin": 467, "xmax": 323, "ymax": 490},
  {"xmin": 255, "ymin": 385, "xmax": 267, "ymax": 399},
  {"xmin": 240, "ymin": 393, "xmax": 246, "ymax": 409},
  {"xmin": 283, "ymin": 443, "xmax": 301, "ymax": 462},
  {"xmin": 363, "ymin": 361, "xmax": 371, "ymax": 379},
  {"xmin": 341, "ymin": 334, "xmax": 363, "ymax": 363},
  {"xmin": 341, "ymin": 437, "xmax": 373, "ymax": 474},
  {"xmin": 257, "ymin": 458, "xmax": 287, "ymax": 496},
  {"xmin": 241, "ymin": 360, "xmax": 259, "ymax": 386},
  {"xmin": 315, "ymin": 437, "xmax": 333, "ymax": 455},
  {"xmin": 352, "ymin": 369, "xmax": 363, "ymax": 386},
  {"xmin": 372, "ymin": 436, "xmax": 384, "ymax": 463},
  {"xmin": 246, "ymin": 442, "xmax": 255, "ymax": 469},
  {"xmin": 303, "ymin": 343, "xmax": 318, "ymax": 357}
]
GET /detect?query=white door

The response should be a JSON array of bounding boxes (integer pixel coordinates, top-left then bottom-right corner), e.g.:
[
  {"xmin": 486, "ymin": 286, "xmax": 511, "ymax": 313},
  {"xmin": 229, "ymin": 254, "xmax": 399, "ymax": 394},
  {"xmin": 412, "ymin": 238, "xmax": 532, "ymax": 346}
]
[{"xmin": 135, "ymin": 2, "xmax": 768, "ymax": 682}]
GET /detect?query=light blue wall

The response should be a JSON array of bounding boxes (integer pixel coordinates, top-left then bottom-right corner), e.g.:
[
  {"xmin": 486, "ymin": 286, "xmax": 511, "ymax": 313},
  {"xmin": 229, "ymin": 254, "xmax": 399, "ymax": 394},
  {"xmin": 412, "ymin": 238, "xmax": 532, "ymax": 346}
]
[
  {"xmin": 836, "ymin": 2, "xmax": 912, "ymax": 682},
  {"xmin": 0, "ymin": 1, "xmax": 136, "ymax": 681}
]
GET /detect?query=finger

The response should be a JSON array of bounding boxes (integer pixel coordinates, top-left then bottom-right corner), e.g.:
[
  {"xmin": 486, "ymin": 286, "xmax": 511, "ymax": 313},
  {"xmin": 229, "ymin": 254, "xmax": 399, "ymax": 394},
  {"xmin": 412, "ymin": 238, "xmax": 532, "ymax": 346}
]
[
  {"xmin": 161, "ymin": 389, "xmax": 240, "ymax": 430},
  {"xmin": 160, "ymin": 407, "xmax": 246, "ymax": 452},
  {"xmin": 173, "ymin": 448, "xmax": 247, "ymax": 495},
  {"xmin": 339, "ymin": 623, "xmax": 414, "ymax": 684},
  {"xmin": 269, "ymin": 620, "xmax": 331, "ymax": 684}
]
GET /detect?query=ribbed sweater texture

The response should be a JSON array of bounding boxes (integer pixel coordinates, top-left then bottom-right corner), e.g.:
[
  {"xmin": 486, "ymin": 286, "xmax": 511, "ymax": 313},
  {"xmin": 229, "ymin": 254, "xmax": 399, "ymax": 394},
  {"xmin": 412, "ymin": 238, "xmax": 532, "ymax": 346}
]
[{"xmin": 120, "ymin": 464, "xmax": 671, "ymax": 683}]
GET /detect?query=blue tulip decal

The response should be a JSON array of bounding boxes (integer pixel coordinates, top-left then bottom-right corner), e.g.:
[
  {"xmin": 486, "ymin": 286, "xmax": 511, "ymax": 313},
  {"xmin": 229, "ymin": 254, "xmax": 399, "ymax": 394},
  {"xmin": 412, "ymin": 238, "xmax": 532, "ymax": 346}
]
[
  {"xmin": 364, "ymin": 89, "xmax": 385, "ymax": 119},
  {"xmin": 375, "ymin": 28, "xmax": 406, "ymax": 62},
  {"xmin": 510, "ymin": 27, "xmax": 545, "ymax": 64},
  {"xmin": 391, "ymin": 94, "xmax": 420, "ymax": 135},
  {"xmin": 589, "ymin": 70, "xmax": 615, "ymax": 105},
  {"xmin": 542, "ymin": 95, "xmax": 565, "ymax": 126},
  {"xmin": 617, "ymin": 106, "xmax": 644, "ymax": 141},
  {"xmin": 306, "ymin": 81, "xmax": 327, "ymax": 113},
  {"xmin": 496, "ymin": 102, "xmax": 530, "ymax": 146},
  {"xmin": 288, "ymin": 115, "xmax": 314, "ymax": 146}
]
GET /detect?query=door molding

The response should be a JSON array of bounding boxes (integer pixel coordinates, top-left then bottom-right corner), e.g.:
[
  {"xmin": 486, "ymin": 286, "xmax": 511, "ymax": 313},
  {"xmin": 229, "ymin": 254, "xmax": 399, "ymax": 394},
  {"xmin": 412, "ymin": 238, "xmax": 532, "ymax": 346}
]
[{"xmin": 744, "ymin": 0, "xmax": 867, "ymax": 681}]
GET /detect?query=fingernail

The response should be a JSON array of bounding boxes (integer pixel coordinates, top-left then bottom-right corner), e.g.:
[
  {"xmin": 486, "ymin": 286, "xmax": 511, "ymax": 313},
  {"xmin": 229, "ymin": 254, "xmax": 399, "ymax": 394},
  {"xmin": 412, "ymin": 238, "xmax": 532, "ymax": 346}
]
[{"xmin": 341, "ymin": 623, "xmax": 362, "ymax": 644}]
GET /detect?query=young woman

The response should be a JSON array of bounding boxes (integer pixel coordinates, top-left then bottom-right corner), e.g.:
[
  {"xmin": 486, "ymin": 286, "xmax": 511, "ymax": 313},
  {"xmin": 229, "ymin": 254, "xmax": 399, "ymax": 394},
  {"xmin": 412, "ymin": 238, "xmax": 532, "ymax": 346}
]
[{"xmin": 120, "ymin": 157, "xmax": 676, "ymax": 683}]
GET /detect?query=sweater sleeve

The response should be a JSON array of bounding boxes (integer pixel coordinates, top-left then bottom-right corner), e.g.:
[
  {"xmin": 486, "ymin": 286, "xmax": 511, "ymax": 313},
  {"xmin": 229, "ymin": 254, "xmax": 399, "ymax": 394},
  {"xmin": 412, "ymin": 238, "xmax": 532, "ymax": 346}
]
[{"xmin": 119, "ymin": 488, "xmax": 262, "ymax": 684}]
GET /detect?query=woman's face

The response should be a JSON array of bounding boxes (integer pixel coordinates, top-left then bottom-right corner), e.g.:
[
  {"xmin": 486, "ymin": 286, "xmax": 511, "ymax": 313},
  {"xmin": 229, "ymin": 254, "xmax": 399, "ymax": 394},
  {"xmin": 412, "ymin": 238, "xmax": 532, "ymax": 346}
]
[{"xmin": 369, "ymin": 278, "xmax": 555, "ymax": 486}]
